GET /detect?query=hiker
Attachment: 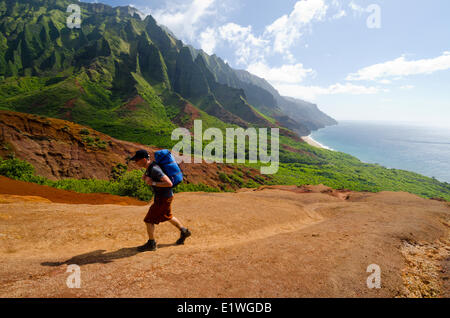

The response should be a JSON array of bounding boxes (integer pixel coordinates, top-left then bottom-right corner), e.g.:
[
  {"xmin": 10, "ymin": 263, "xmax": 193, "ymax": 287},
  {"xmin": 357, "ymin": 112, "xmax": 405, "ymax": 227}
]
[{"xmin": 129, "ymin": 149, "xmax": 191, "ymax": 252}]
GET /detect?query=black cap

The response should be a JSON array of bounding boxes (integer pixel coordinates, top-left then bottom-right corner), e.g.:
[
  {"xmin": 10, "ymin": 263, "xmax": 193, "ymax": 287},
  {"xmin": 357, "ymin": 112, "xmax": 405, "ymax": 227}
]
[{"xmin": 130, "ymin": 149, "xmax": 149, "ymax": 161}]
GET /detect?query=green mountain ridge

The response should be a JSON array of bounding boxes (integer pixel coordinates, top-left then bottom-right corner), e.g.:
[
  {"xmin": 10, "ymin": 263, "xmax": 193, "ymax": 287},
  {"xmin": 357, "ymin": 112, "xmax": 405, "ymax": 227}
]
[
  {"xmin": 187, "ymin": 46, "xmax": 338, "ymax": 135},
  {"xmin": 0, "ymin": 0, "xmax": 307, "ymax": 144}
]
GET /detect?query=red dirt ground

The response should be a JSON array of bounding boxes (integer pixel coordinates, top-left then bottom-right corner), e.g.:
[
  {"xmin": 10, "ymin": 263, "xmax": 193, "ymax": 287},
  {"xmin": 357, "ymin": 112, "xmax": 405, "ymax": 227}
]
[
  {"xmin": 0, "ymin": 176, "xmax": 147, "ymax": 206},
  {"xmin": 0, "ymin": 178, "xmax": 449, "ymax": 298}
]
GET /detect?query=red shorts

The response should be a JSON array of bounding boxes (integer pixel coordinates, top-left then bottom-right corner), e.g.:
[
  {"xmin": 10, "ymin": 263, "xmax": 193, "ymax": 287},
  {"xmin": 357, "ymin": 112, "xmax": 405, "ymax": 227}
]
[{"xmin": 144, "ymin": 196, "xmax": 174, "ymax": 225}]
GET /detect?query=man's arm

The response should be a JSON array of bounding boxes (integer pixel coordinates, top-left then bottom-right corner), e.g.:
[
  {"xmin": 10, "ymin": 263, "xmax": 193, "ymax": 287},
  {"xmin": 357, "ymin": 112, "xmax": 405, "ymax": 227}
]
[{"xmin": 144, "ymin": 175, "xmax": 173, "ymax": 188}]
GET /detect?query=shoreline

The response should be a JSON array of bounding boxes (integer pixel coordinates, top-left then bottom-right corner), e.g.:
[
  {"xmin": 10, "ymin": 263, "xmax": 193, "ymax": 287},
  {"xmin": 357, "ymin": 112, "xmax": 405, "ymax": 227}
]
[{"xmin": 301, "ymin": 135, "xmax": 334, "ymax": 151}]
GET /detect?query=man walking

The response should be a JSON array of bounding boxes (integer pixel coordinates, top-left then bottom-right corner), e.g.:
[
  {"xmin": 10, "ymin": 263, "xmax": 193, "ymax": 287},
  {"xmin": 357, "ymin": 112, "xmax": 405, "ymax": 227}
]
[{"xmin": 130, "ymin": 149, "xmax": 191, "ymax": 252}]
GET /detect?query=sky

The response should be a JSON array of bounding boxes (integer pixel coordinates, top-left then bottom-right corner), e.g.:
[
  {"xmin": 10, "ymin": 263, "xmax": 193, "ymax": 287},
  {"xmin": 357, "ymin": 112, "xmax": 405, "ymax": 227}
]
[{"xmin": 81, "ymin": 0, "xmax": 450, "ymax": 126}]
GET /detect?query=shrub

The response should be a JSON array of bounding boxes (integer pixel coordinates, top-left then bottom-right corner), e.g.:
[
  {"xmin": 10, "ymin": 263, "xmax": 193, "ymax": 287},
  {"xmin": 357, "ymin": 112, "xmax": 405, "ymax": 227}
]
[
  {"xmin": 174, "ymin": 183, "xmax": 220, "ymax": 193},
  {"xmin": 110, "ymin": 163, "xmax": 127, "ymax": 181},
  {"xmin": 218, "ymin": 172, "xmax": 230, "ymax": 183},
  {"xmin": 82, "ymin": 136, "xmax": 94, "ymax": 143},
  {"xmin": 79, "ymin": 128, "xmax": 90, "ymax": 135},
  {"xmin": 0, "ymin": 157, "xmax": 35, "ymax": 180},
  {"xmin": 115, "ymin": 169, "xmax": 153, "ymax": 201},
  {"xmin": 234, "ymin": 170, "xmax": 244, "ymax": 178},
  {"xmin": 96, "ymin": 140, "xmax": 107, "ymax": 149},
  {"xmin": 243, "ymin": 179, "xmax": 259, "ymax": 188},
  {"xmin": 229, "ymin": 173, "xmax": 244, "ymax": 186},
  {"xmin": 253, "ymin": 175, "xmax": 265, "ymax": 183},
  {"xmin": 50, "ymin": 178, "xmax": 112, "ymax": 194}
]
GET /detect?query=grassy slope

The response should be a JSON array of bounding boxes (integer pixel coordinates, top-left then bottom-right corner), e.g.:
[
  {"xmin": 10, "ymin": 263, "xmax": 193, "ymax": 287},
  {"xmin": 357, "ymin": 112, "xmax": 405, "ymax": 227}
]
[{"xmin": 247, "ymin": 135, "xmax": 450, "ymax": 201}]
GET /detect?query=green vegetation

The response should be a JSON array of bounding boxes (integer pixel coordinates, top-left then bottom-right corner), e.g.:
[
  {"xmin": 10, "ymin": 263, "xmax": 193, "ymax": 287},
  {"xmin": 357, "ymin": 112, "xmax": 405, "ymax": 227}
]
[
  {"xmin": 110, "ymin": 163, "xmax": 128, "ymax": 181},
  {"xmin": 218, "ymin": 171, "xmax": 261, "ymax": 189},
  {"xmin": 79, "ymin": 128, "xmax": 90, "ymax": 135},
  {"xmin": 0, "ymin": 156, "xmax": 38, "ymax": 181},
  {"xmin": 217, "ymin": 172, "xmax": 229, "ymax": 183},
  {"xmin": 81, "ymin": 134, "xmax": 108, "ymax": 150},
  {"xmin": 245, "ymin": 139, "xmax": 450, "ymax": 202},
  {"xmin": 174, "ymin": 183, "xmax": 220, "ymax": 193},
  {"xmin": 0, "ymin": 156, "xmax": 220, "ymax": 201}
]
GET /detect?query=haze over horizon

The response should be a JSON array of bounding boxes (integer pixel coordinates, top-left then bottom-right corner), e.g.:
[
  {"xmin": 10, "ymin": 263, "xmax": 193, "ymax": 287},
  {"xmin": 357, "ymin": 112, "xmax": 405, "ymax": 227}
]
[{"xmin": 81, "ymin": 0, "xmax": 450, "ymax": 127}]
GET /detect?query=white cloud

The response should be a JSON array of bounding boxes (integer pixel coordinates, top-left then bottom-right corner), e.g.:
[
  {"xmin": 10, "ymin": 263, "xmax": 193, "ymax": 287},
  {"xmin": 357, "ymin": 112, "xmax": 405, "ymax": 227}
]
[
  {"xmin": 149, "ymin": 0, "xmax": 216, "ymax": 42},
  {"xmin": 331, "ymin": 9, "xmax": 347, "ymax": 20},
  {"xmin": 199, "ymin": 27, "xmax": 217, "ymax": 54},
  {"xmin": 199, "ymin": 0, "xmax": 329, "ymax": 66},
  {"xmin": 347, "ymin": 51, "xmax": 450, "ymax": 81},
  {"xmin": 247, "ymin": 61, "xmax": 315, "ymax": 85},
  {"xmin": 245, "ymin": 58, "xmax": 381, "ymax": 102},
  {"xmin": 264, "ymin": 0, "xmax": 328, "ymax": 57},
  {"xmin": 217, "ymin": 23, "xmax": 268, "ymax": 65},
  {"xmin": 348, "ymin": 1, "xmax": 368, "ymax": 16},
  {"xmin": 329, "ymin": 0, "xmax": 348, "ymax": 20},
  {"xmin": 275, "ymin": 82, "xmax": 381, "ymax": 101},
  {"xmin": 400, "ymin": 85, "xmax": 415, "ymax": 90},
  {"xmin": 143, "ymin": 0, "xmax": 333, "ymax": 67}
]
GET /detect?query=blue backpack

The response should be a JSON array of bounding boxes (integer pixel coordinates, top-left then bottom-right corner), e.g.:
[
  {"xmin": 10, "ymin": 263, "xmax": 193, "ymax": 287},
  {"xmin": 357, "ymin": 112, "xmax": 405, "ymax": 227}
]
[{"xmin": 154, "ymin": 149, "xmax": 183, "ymax": 187}]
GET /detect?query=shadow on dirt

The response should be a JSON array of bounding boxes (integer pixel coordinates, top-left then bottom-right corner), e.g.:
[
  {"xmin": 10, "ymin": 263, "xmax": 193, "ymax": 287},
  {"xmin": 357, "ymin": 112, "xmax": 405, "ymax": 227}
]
[{"xmin": 41, "ymin": 243, "xmax": 178, "ymax": 267}]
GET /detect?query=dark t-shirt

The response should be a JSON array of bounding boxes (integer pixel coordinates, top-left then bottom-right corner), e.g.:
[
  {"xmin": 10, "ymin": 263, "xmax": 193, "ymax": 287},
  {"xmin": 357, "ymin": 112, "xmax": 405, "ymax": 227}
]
[{"xmin": 145, "ymin": 163, "xmax": 174, "ymax": 198}]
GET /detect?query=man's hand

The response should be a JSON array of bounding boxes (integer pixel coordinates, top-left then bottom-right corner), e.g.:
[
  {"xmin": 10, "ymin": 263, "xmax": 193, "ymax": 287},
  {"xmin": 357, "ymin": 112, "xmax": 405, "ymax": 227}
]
[
  {"xmin": 143, "ymin": 175, "xmax": 153, "ymax": 184},
  {"xmin": 142, "ymin": 174, "xmax": 172, "ymax": 187}
]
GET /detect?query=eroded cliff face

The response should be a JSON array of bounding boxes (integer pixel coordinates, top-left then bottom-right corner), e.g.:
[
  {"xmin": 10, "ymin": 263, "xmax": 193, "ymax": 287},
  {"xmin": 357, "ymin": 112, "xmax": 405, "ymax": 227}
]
[
  {"xmin": 0, "ymin": 110, "xmax": 271, "ymax": 188},
  {"xmin": 0, "ymin": 110, "xmax": 128, "ymax": 180}
]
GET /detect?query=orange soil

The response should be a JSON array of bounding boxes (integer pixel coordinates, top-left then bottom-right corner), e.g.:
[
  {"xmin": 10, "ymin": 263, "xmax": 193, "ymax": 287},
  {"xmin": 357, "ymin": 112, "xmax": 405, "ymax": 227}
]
[
  {"xmin": 0, "ymin": 176, "xmax": 146, "ymax": 206},
  {"xmin": 0, "ymin": 180, "xmax": 449, "ymax": 298}
]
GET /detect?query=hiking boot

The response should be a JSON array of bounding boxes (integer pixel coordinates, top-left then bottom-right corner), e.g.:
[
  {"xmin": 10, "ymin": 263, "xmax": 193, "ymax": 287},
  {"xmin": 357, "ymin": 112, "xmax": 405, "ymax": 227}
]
[
  {"xmin": 137, "ymin": 239, "xmax": 157, "ymax": 252},
  {"xmin": 176, "ymin": 228, "xmax": 191, "ymax": 245}
]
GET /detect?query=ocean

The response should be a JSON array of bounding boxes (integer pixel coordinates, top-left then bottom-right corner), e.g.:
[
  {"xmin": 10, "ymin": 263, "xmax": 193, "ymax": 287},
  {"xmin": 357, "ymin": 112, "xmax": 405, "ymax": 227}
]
[{"xmin": 310, "ymin": 120, "xmax": 450, "ymax": 183}]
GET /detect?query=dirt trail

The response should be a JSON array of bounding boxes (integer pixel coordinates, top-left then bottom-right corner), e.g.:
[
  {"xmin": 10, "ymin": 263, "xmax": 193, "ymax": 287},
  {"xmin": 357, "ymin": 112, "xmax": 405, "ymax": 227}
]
[{"xmin": 0, "ymin": 183, "xmax": 449, "ymax": 298}]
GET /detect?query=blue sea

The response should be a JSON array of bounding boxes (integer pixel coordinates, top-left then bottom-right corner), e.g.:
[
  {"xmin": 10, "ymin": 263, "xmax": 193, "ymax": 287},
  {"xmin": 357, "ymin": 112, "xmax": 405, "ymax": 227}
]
[{"xmin": 310, "ymin": 120, "xmax": 450, "ymax": 183}]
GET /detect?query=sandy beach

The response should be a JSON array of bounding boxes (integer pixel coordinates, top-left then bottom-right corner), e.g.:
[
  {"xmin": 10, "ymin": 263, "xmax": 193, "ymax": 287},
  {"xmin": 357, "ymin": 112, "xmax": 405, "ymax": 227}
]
[{"xmin": 301, "ymin": 135, "xmax": 330, "ymax": 150}]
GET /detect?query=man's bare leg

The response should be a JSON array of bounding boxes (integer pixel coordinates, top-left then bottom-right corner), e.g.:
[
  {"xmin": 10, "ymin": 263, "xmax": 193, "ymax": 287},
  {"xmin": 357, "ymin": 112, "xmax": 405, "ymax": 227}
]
[
  {"xmin": 137, "ymin": 223, "xmax": 157, "ymax": 251},
  {"xmin": 146, "ymin": 223, "xmax": 155, "ymax": 240},
  {"xmin": 170, "ymin": 217, "xmax": 191, "ymax": 244},
  {"xmin": 169, "ymin": 217, "xmax": 184, "ymax": 230}
]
